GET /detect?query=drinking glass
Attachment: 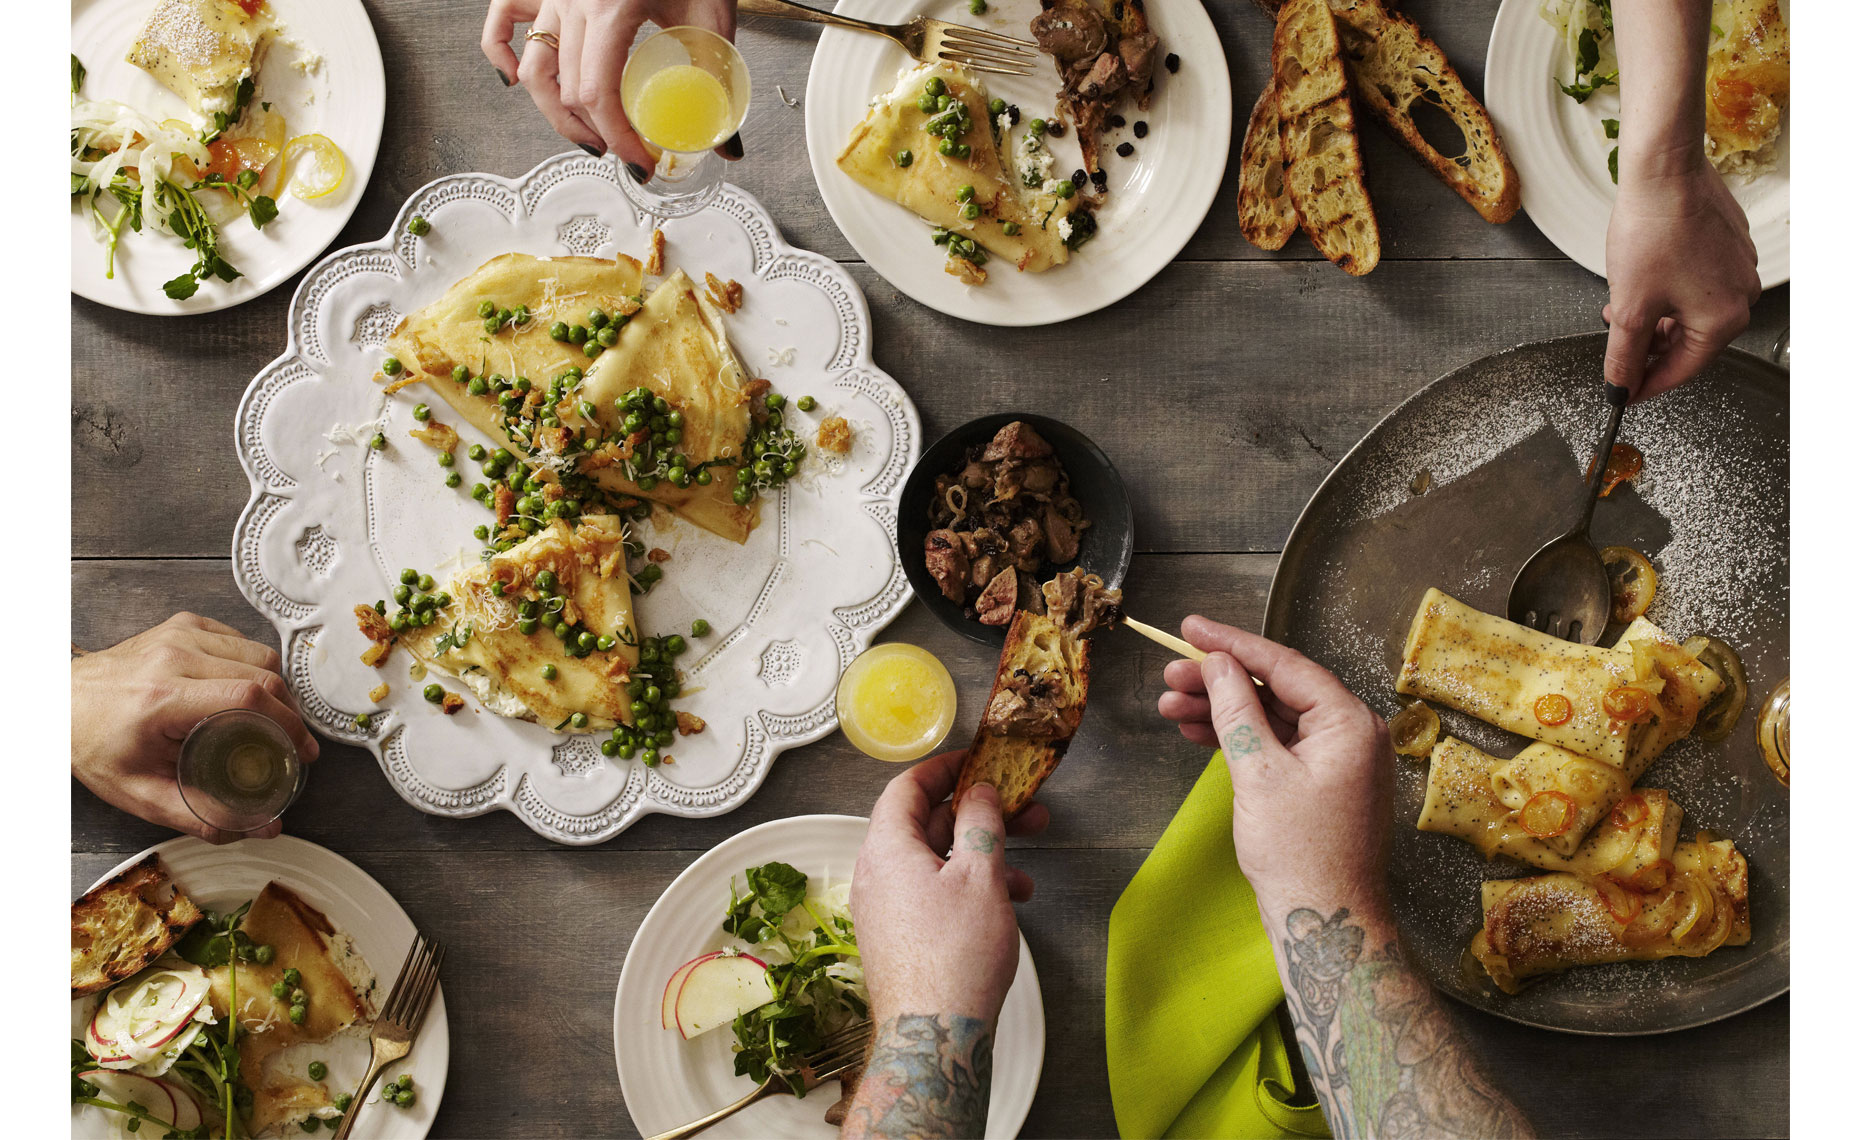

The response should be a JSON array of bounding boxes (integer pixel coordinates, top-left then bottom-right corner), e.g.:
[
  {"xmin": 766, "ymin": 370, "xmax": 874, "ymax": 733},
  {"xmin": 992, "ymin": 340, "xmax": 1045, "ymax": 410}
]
[
  {"xmin": 177, "ymin": 709, "xmax": 305, "ymax": 834},
  {"xmin": 619, "ymin": 27, "xmax": 751, "ymax": 218}
]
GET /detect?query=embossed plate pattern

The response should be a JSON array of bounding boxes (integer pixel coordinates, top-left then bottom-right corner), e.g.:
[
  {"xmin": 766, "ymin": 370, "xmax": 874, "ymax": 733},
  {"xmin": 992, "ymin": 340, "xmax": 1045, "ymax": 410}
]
[{"xmin": 233, "ymin": 155, "xmax": 921, "ymax": 844}]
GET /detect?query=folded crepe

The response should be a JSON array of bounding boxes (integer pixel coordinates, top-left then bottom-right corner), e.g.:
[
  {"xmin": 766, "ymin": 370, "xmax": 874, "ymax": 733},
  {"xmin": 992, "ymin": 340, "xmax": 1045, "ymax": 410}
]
[
  {"xmin": 1419, "ymin": 737, "xmax": 1681, "ymax": 882},
  {"xmin": 408, "ymin": 516, "xmax": 640, "ymax": 731},
  {"xmin": 387, "ymin": 256, "xmax": 758, "ymax": 543},
  {"xmin": 1469, "ymin": 836, "xmax": 1750, "ymax": 994},
  {"xmin": 838, "ymin": 63, "xmax": 1077, "ymax": 273},
  {"xmin": 1396, "ymin": 588, "xmax": 1723, "ymax": 776},
  {"xmin": 205, "ymin": 883, "xmax": 374, "ymax": 1135}
]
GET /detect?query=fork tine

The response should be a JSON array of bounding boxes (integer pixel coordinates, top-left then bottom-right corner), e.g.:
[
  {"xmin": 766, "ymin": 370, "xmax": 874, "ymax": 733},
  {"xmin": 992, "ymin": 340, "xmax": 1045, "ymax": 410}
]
[
  {"xmin": 940, "ymin": 43, "xmax": 1038, "ymax": 68},
  {"xmin": 380, "ymin": 933, "xmax": 427, "ymax": 1026},
  {"xmin": 935, "ymin": 52, "xmax": 1036, "ymax": 76},
  {"xmin": 404, "ymin": 943, "xmax": 446, "ymax": 1035},
  {"xmin": 938, "ymin": 26, "xmax": 1040, "ymax": 54}
]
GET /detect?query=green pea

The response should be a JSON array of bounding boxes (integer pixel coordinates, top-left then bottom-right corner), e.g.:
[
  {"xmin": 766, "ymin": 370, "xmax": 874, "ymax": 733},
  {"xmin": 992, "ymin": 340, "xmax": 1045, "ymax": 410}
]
[
  {"xmin": 535, "ymin": 569, "xmax": 558, "ymax": 592},
  {"xmin": 665, "ymin": 635, "xmax": 687, "ymax": 656},
  {"xmin": 938, "ymin": 138, "xmax": 958, "ymax": 157},
  {"xmin": 388, "ymin": 613, "xmax": 409, "ymax": 632},
  {"xmin": 483, "ymin": 317, "xmax": 501, "ymax": 335},
  {"xmin": 354, "ymin": 713, "xmax": 372, "ymax": 730},
  {"xmin": 925, "ymin": 76, "xmax": 947, "ymax": 97},
  {"xmin": 468, "ymin": 377, "xmax": 489, "ymax": 396},
  {"xmin": 643, "ymin": 748, "xmax": 660, "ymax": 766},
  {"xmin": 393, "ymin": 585, "xmax": 412, "ymax": 605},
  {"xmin": 334, "ymin": 1095, "xmax": 352, "ymax": 1112},
  {"xmin": 600, "ymin": 739, "xmax": 618, "ymax": 757},
  {"xmin": 271, "ymin": 980, "xmax": 288, "ymax": 999},
  {"xmin": 418, "ymin": 573, "xmax": 435, "ymax": 591},
  {"xmin": 597, "ymin": 635, "xmax": 616, "ymax": 652},
  {"xmin": 1055, "ymin": 179, "xmax": 1076, "ymax": 199},
  {"xmin": 477, "ymin": 300, "xmax": 495, "ymax": 319},
  {"xmin": 289, "ymin": 1003, "xmax": 307, "ymax": 1025},
  {"xmin": 571, "ymin": 712, "xmax": 589, "ymax": 728},
  {"xmin": 397, "ymin": 1090, "xmax": 417, "ymax": 1108},
  {"xmin": 369, "ymin": 432, "xmax": 387, "ymax": 451},
  {"xmin": 596, "ymin": 325, "xmax": 619, "ymax": 347},
  {"xmin": 423, "ymin": 684, "xmax": 443, "ymax": 703},
  {"xmin": 451, "ymin": 364, "xmax": 469, "ymax": 384},
  {"xmin": 691, "ymin": 619, "xmax": 711, "ymax": 637},
  {"xmin": 399, "ymin": 569, "xmax": 418, "ymax": 585},
  {"xmin": 301, "ymin": 1118, "xmax": 320, "ymax": 1133},
  {"xmin": 638, "ymin": 564, "xmax": 664, "ymax": 585},
  {"xmin": 732, "ymin": 486, "xmax": 751, "ymax": 505},
  {"xmin": 953, "ymin": 143, "xmax": 971, "ymax": 159},
  {"xmin": 576, "ymin": 631, "xmax": 596, "ymax": 652},
  {"xmin": 896, "ymin": 148, "xmax": 914, "ymax": 167},
  {"xmin": 567, "ymin": 324, "xmax": 588, "ymax": 344},
  {"xmin": 585, "ymin": 341, "xmax": 604, "ymax": 360},
  {"xmin": 961, "ymin": 202, "xmax": 980, "ymax": 220},
  {"xmin": 957, "ymin": 185, "xmax": 975, "ymax": 204},
  {"xmin": 797, "ymin": 396, "xmax": 818, "ymax": 412},
  {"xmin": 1029, "ymin": 118, "xmax": 1047, "ymax": 136},
  {"xmin": 549, "ymin": 321, "xmax": 569, "ymax": 341},
  {"xmin": 1002, "ymin": 221, "xmax": 1021, "ymax": 236},
  {"xmin": 936, "ymin": 94, "xmax": 953, "ymax": 113},
  {"xmin": 408, "ymin": 215, "xmax": 431, "ymax": 236},
  {"xmin": 518, "ymin": 618, "xmax": 539, "ymax": 635},
  {"xmin": 381, "ymin": 356, "xmax": 403, "ymax": 376},
  {"xmin": 989, "ymin": 97, "xmax": 1007, "ymax": 116},
  {"xmin": 445, "ymin": 471, "xmax": 461, "ymax": 488},
  {"xmin": 411, "ymin": 404, "xmax": 432, "ymax": 425},
  {"xmin": 308, "ymin": 1061, "xmax": 328, "ymax": 1081}
]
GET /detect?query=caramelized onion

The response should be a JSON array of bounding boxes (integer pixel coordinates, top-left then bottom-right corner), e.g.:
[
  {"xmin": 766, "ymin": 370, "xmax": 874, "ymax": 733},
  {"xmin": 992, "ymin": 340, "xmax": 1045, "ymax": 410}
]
[
  {"xmin": 1601, "ymin": 546, "xmax": 1658, "ymax": 624},
  {"xmin": 1588, "ymin": 442, "xmax": 1644, "ymax": 497},
  {"xmin": 1595, "ymin": 877, "xmax": 1643, "ymax": 925},
  {"xmin": 1533, "ymin": 693, "xmax": 1573, "ymax": 726},
  {"xmin": 1518, "ymin": 790, "xmax": 1578, "ymax": 838},
  {"xmin": 1389, "ymin": 701, "xmax": 1441, "ymax": 758},
  {"xmin": 1683, "ymin": 635, "xmax": 1750, "ymax": 743}
]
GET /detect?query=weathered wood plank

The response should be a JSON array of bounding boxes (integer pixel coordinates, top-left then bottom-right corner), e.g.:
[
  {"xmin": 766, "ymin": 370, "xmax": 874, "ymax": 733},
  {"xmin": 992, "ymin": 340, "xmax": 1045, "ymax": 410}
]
[
  {"xmin": 71, "ymin": 553, "xmax": 1273, "ymax": 854},
  {"xmin": 70, "ymin": 260, "xmax": 1791, "ymax": 559},
  {"xmin": 67, "ymin": 845, "xmax": 1787, "ymax": 1140}
]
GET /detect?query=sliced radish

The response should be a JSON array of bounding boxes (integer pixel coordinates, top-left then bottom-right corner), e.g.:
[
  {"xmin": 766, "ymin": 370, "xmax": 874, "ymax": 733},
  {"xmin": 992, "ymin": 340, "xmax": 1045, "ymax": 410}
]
[
  {"xmin": 674, "ymin": 952, "xmax": 773, "ymax": 1040},
  {"xmin": 165, "ymin": 1082, "xmax": 203, "ymax": 1132},
  {"xmin": 78, "ymin": 1069, "xmax": 177, "ymax": 1125},
  {"xmin": 661, "ymin": 952, "xmax": 721, "ymax": 1030}
]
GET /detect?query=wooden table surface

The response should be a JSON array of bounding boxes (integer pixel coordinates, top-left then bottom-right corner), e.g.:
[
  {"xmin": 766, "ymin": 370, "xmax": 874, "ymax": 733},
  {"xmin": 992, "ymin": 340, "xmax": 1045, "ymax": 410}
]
[{"xmin": 71, "ymin": 2, "xmax": 1789, "ymax": 1136}]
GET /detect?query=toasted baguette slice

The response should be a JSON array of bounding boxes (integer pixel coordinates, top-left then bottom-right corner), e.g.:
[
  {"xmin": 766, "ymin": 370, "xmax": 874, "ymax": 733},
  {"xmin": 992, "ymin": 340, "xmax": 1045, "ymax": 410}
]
[
  {"xmin": 72, "ymin": 854, "xmax": 204, "ymax": 997},
  {"xmin": 1325, "ymin": 0, "xmax": 1520, "ymax": 223},
  {"xmin": 956, "ymin": 610, "xmax": 1092, "ymax": 816},
  {"xmin": 1238, "ymin": 81, "xmax": 1298, "ymax": 250},
  {"xmin": 1273, "ymin": 0, "xmax": 1381, "ymax": 275}
]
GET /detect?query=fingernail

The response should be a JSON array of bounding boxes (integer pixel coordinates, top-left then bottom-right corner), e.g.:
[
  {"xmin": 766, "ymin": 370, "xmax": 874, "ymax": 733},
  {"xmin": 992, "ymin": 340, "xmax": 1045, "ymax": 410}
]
[
  {"xmin": 625, "ymin": 162, "xmax": 651, "ymax": 183},
  {"xmin": 967, "ymin": 783, "xmax": 999, "ymax": 808},
  {"xmin": 580, "ymin": 143, "xmax": 605, "ymax": 158},
  {"xmin": 721, "ymin": 132, "xmax": 744, "ymax": 160},
  {"xmin": 495, "ymin": 67, "xmax": 512, "ymax": 87}
]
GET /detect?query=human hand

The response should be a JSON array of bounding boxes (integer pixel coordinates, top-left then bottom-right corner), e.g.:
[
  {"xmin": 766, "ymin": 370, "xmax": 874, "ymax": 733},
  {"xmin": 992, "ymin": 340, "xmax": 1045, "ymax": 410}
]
[
  {"xmin": 1156, "ymin": 616, "xmax": 1392, "ymax": 917},
  {"xmin": 482, "ymin": 0, "xmax": 741, "ymax": 175},
  {"xmin": 1603, "ymin": 161, "xmax": 1762, "ymax": 402},
  {"xmin": 72, "ymin": 613, "xmax": 320, "ymax": 843},
  {"xmin": 850, "ymin": 750, "xmax": 1048, "ymax": 1027}
]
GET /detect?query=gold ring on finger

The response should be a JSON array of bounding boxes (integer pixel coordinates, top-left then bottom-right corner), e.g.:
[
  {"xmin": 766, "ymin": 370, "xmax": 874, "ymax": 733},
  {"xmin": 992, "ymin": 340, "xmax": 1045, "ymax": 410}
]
[{"xmin": 525, "ymin": 29, "xmax": 560, "ymax": 50}]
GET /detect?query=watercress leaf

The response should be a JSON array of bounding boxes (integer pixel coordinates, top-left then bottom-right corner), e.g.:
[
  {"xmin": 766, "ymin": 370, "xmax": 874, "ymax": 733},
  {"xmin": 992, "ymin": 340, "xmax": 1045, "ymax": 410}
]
[
  {"xmin": 745, "ymin": 861, "xmax": 809, "ymax": 918},
  {"xmin": 72, "ymin": 54, "xmax": 87, "ymax": 95},
  {"xmin": 248, "ymin": 194, "xmax": 279, "ymax": 228},
  {"xmin": 1608, "ymin": 146, "xmax": 1620, "ymax": 184},
  {"xmin": 1575, "ymin": 27, "xmax": 1601, "ymax": 75},
  {"xmin": 1602, "ymin": 118, "xmax": 1620, "ymax": 139}
]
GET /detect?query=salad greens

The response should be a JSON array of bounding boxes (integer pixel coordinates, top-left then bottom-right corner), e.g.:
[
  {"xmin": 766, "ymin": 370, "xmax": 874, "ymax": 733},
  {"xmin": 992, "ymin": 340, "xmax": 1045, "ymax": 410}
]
[
  {"xmin": 73, "ymin": 904, "xmax": 268, "ymax": 1139},
  {"xmin": 722, "ymin": 862, "xmax": 866, "ymax": 1096}
]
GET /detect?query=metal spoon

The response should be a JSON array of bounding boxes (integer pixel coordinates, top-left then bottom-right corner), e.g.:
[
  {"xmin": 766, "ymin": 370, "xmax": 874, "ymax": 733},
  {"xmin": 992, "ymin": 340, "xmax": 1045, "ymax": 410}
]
[{"xmin": 1506, "ymin": 381, "xmax": 1631, "ymax": 645}]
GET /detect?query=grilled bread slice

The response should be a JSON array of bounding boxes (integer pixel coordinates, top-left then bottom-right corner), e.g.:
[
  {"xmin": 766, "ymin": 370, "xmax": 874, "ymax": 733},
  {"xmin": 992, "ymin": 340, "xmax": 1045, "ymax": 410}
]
[
  {"xmin": 1238, "ymin": 81, "xmax": 1298, "ymax": 250},
  {"xmin": 72, "ymin": 854, "xmax": 204, "ymax": 997},
  {"xmin": 1324, "ymin": 0, "xmax": 1519, "ymax": 223},
  {"xmin": 1273, "ymin": 0, "xmax": 1380, "ymax": 275},
  {"xmin": 956, "ymin": 609, "xmax": 1092, "ymax": 816}
]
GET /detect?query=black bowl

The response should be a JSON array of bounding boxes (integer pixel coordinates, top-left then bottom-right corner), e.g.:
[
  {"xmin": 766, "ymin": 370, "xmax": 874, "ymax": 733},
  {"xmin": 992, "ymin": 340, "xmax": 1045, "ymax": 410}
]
[{"xmin": 898, "ymin": 413, "xmax": 1135, "ymax": 647}]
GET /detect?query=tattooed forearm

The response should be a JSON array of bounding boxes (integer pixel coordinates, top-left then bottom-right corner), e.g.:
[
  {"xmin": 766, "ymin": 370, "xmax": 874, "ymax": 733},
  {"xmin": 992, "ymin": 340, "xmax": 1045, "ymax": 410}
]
[
  {"xmin": 1277, "ymin": 907, "xmax": 1535, "ymax": 1140},
  {"xmin": 841, "ymin": 1014, "xmax": 993, "ymax": 1140}
]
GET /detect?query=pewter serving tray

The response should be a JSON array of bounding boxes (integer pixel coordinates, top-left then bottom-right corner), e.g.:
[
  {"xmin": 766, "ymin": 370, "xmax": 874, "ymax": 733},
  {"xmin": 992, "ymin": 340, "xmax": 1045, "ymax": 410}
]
[{"xmin": 1265, "ymin": 333, "xmax": 1789, "ymax": 1034}]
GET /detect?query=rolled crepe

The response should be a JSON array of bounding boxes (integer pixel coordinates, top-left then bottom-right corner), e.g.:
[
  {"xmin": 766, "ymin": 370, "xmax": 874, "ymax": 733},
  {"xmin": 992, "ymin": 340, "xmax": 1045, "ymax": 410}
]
[
  {"xmin": 1419, "ymin": 737, "xmax": 1681, "ymax": 876},
  {"xmin": 838, "ymin": 63, "xmax": 1076, "ymax": 273},
  {"xmin": 1469, "ymin": 837, "xmax": 1751, "ymax": 994},
  {"xmin": 1396, "ymin": 588, "xmax": 1722, "ymax": 776}
]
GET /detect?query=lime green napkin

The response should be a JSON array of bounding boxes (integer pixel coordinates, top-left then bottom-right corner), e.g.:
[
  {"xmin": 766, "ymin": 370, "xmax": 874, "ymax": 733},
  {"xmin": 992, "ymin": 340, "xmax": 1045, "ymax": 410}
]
[{"xmin": 1106, "ymin": 753, "xmax": 1331, "ymax": 1139}]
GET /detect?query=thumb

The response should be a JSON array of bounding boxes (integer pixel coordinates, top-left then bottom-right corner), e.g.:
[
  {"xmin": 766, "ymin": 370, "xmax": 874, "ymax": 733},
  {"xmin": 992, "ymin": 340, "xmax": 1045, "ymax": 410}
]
[
  {"xmin": 1603, "ymin": 306, "xmax": 1659, "ymax": 398},
  {"xmin": 1201, "ymin": 652, "xmax": 1277, "ymax": 765},
  {"xmin": 946, "ymin": 782, "xmax": 1008, "ymax": 886}
]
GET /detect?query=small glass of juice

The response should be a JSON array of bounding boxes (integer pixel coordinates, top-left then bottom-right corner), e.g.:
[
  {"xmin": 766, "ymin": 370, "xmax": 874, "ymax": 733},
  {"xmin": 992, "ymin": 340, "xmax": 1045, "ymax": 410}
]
[
  {"xmin": 619, "ymin": 26, "xmax": 751, "ymax": 218},
  {"xmin": 836, "ymin": 643, "xmax": 959, "ymax": 763},
  {"xmin": 176, "ymin": 709, "xmax": 305, "ymax": 834}
]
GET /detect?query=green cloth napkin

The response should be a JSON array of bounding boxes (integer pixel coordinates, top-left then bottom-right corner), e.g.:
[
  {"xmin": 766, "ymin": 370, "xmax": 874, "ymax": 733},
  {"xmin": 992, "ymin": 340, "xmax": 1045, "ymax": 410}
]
[{"xmin": 1106, "ymin": 753, "xmax": 1332, "ymax": 1140}]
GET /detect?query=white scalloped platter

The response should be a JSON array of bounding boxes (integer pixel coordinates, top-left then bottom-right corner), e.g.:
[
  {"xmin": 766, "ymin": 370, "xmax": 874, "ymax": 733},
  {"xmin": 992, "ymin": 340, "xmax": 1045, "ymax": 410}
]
[
  {"xmin": 804, "ymin": 0, "xmax": 1232, "ymax": 326},
  {"xmin": 233, "ymin": 154, "xmax": 920, "ymax": 845}
]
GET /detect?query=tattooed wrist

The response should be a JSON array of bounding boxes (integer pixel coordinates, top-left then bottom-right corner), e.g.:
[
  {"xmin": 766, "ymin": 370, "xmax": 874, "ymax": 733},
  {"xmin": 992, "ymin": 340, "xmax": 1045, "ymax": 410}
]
[
  {"xmin": 1275, "ymin": 906, "xmax": 1533, "ymax": 1140},
  {"xmin": 841, "ymin": 1013, "xmax": 994, "ymax": 1140}
]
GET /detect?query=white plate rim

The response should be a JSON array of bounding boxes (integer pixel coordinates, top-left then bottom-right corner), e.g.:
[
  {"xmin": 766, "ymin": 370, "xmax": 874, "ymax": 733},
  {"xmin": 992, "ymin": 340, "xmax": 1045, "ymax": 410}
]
[
  {"xmin": 803, "ymin": 0, "xmax": 1233, "ymax": 326},
  {"xmin": 1484, "ymin": 0, "xmax": 1790, "ymax": 289},
  {"xmin": 71, "ymin": 835, "xmax": 448, "ymax": 1139},
  {"xmin": 612, "ymin": 814, "xmax": 1045, "ymax": 1139},
  {"xmin": 229, "ymin": 154, "xmax": 921, "ymax": 846},
  {"xmin": 69, "ymin": 0, "xmax": 388, "ymax": 316}
]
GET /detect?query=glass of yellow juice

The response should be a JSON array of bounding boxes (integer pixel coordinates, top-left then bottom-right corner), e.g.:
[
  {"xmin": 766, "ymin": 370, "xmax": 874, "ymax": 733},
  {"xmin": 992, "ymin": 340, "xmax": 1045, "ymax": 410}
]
[
  {"xmin": 619, "ymin": 26, "xmax": 751, "ymax": 217},
  {"xmin": 836, "ymin": 644, "xmax": 959, "ymax": 763}
]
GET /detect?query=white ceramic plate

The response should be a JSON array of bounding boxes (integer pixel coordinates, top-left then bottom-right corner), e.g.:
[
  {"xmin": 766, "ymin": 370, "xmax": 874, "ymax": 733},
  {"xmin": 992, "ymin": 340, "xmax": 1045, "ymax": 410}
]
[
  {"xmin": 613, "ymin": 815, "xmax": 1045, "ymax": 1138},
  {"xmin": 804, "ymin": 0, "xmax": 1231, "ymax": 325},
  {"xmin": 70, "ymin": 836, "xmax": 448, "ymax": 1139},
  {"xmin": 1485, "ymin": 0, "xmax": 1789, "ymax": 289},
  {"xmin": 232, "ymin": 154, "xmax": 920, "ymax": 845},
  {"xmin": 70, "ymin": 0, "xmax": 386, "ymax": 315}
]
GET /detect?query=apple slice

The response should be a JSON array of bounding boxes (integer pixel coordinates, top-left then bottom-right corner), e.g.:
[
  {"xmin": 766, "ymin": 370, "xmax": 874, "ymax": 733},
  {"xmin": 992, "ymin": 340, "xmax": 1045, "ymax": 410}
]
[
  {"xmin": 673, "ymin": 952, "xmax": 774, "ymax": 1040},
  {"xmin": 661, "ymin": 952, "xmax": 720, "ymax": 1030},
  {"xmin": 78, "ymin": 1069, "xmax": 177, "ymax": 1126}
]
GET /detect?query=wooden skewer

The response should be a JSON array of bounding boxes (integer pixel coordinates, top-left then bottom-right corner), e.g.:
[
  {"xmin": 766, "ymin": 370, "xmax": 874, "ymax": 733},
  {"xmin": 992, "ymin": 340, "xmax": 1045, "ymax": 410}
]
[
  {"xmin": 1121, "ymin": 615, "xmax": 1207, "ymax": 661},
  {"xmin": 1119, "ymin": 615, "xmax": 1267, "ymax": 689}
]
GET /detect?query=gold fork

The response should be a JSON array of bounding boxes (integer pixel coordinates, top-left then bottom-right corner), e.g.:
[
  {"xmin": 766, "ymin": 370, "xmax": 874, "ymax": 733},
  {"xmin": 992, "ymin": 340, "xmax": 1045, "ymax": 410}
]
[
  {"xmin": 645, "ymin": 1017, "xmax": 875, "ymax": 1140},
  {"xmin": 331, "ymin": 932, "xmax": 446, "ymax": 1140},
  {"xmin": 740, "ymin": 0, "xmax": 1038, "ymax": 76}
]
